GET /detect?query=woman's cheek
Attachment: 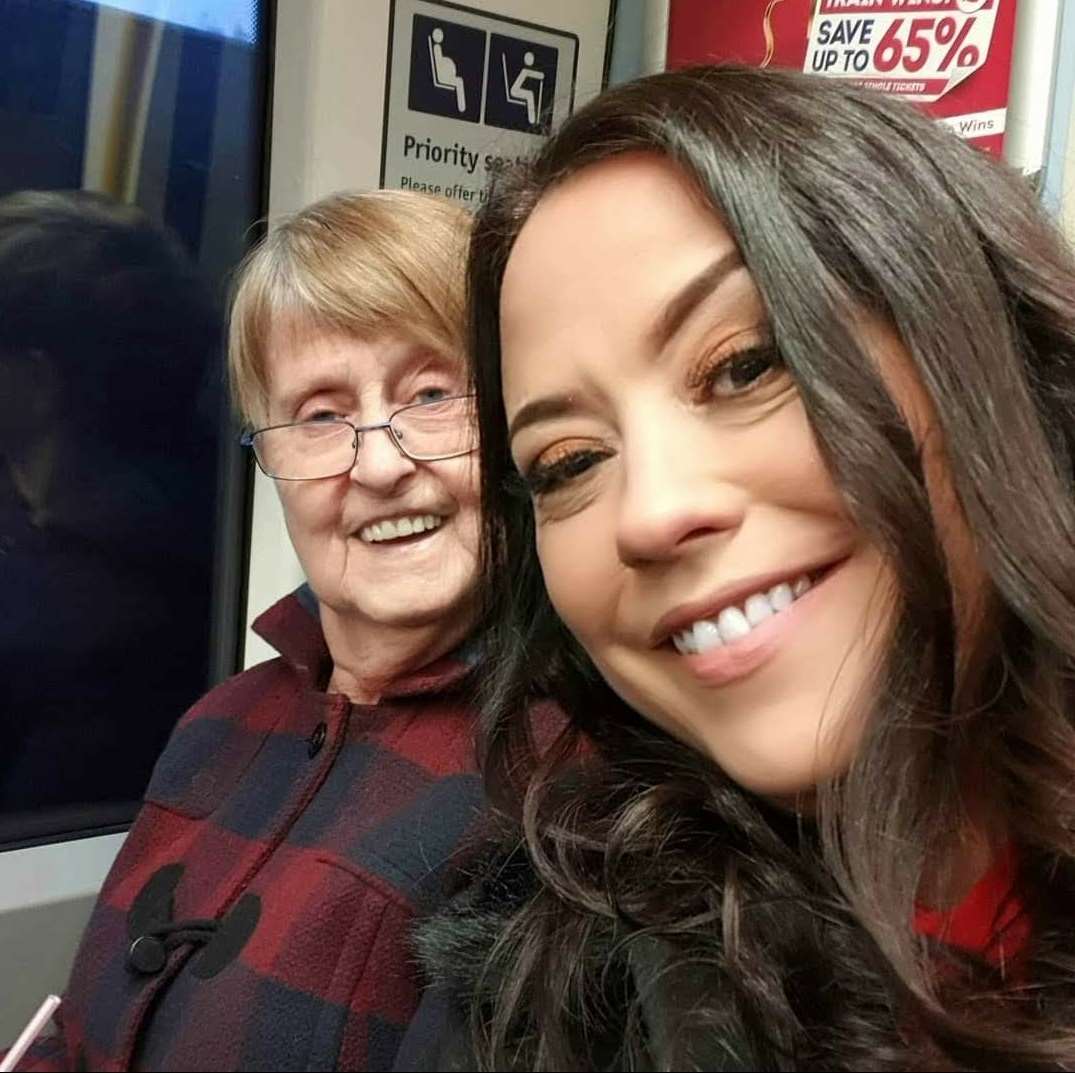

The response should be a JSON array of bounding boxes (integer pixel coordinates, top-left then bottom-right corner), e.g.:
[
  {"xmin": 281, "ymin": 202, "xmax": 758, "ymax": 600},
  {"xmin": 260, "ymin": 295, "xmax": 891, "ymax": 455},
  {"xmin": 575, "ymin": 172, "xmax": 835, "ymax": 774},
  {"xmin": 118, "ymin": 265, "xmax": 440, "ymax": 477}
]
[{"xmin": 537, "ymin": 513, "xmax": 612, "ymax": 643}]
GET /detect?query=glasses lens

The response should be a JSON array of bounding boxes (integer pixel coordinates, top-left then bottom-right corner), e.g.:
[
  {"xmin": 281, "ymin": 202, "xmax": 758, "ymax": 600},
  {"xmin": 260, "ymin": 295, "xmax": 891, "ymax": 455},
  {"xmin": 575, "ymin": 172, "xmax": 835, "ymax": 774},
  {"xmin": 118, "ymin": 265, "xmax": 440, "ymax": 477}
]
[
  {"xmin": 391, "ymin": 396, "xmax": 477, "ymax": 459},
  {"xmin": 253, "ymin": 420, "xmax": 355, "ymax": 479}
]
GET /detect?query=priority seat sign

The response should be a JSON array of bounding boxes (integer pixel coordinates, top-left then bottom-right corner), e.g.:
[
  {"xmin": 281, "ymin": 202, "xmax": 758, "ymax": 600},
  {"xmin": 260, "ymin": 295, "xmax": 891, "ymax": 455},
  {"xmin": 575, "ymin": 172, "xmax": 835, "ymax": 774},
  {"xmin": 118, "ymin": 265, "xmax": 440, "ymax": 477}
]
[
  {"xmin": 382, "ymin": 0, "xmax": 578, "ymax": 205},
  {"xmin": 409, "ymin": 15, "xmax": 486, "ymax": 123}
]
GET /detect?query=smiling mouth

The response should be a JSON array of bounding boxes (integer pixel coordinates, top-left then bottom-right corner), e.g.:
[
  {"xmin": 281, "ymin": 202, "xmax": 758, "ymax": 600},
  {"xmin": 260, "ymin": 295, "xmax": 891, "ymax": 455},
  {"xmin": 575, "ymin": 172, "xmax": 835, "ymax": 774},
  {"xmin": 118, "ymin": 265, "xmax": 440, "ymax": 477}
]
[
  {"xmin": 665, "ymin": 561, "xmax": 844, "ymax": 656},
  {"xmin": 359, "ymin": 513, "xmax": 444, "ymax": 545}
]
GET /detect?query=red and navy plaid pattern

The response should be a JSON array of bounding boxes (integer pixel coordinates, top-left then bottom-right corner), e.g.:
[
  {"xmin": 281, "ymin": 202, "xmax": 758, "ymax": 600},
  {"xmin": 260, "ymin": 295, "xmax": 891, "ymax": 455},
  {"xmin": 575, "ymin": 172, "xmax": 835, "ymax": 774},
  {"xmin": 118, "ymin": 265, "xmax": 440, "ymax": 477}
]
[{"xmin": 16, "ymin": 589, "xmax": 482, "ymax": 1071}]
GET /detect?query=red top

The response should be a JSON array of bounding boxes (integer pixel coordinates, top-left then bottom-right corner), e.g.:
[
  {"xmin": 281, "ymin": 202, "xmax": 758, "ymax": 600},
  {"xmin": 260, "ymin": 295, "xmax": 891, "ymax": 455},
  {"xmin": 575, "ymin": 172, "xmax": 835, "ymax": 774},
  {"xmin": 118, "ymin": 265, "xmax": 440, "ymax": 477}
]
[{"xmin": 914, "ymin": 843, "xmax": 1030, "ymax": 967}]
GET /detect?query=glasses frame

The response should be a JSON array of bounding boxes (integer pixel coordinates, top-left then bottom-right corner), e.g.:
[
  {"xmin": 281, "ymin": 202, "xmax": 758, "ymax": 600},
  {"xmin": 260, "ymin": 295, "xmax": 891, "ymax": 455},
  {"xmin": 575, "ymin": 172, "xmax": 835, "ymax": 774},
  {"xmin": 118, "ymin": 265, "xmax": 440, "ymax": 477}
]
[{"xmin": 239, "ymin": 393, "xmax": 477, "ymax": 480}]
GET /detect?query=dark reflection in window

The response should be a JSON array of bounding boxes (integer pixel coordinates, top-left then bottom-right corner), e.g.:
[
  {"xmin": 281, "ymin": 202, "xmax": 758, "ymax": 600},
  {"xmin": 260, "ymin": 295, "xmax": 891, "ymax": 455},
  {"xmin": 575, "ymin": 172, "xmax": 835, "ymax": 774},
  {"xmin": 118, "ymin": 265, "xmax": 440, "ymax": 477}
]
[{"xmin": 0, "ymin": 0, "xmax": 268, "ymax": 846}]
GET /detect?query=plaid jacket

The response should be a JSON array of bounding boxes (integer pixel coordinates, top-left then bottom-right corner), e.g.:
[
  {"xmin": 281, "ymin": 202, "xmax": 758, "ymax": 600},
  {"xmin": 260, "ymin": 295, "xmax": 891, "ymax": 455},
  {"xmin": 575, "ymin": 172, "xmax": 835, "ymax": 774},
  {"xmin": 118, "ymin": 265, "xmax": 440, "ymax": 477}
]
[{"xmin": 17, "ymin": 587, "xmax": 483, "ymax": 1072}]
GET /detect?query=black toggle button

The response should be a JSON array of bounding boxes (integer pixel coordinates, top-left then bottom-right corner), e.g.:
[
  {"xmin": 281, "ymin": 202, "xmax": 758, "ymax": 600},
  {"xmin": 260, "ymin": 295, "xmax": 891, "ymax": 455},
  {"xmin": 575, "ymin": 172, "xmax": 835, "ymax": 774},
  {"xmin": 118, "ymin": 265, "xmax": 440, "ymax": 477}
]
[
  {"xmin": 307, "ymin": 721, "xmax": 327, "ymax": 758},
  {"xmin": 190, "ymin": 893, "xmax": 262, "ymax": 979},
  {"xmin": 128, "ymin": 934, "xmax": 168, "ymax": 975}
]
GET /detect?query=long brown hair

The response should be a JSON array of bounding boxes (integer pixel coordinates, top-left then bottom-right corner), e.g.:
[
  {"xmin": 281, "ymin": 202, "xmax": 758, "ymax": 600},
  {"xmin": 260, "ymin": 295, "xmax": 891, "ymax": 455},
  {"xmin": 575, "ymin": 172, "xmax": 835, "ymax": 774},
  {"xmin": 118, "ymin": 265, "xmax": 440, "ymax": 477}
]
[{"xmin": 465, "ymin": 65, "xmax": 1075, "ymax": 1070}]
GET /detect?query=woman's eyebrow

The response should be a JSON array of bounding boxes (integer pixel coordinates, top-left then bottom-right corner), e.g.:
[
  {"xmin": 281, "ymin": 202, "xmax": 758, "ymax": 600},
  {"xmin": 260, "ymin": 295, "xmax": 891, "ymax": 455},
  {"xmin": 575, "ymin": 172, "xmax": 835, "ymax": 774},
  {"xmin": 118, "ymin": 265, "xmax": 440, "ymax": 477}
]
[
  {"xmin": 390, "ymin": 348, "xmax": 462, "ymax": 386},
  {"xmin": 649, "ymin": 249, "xmax": 743, "ymax": 352},
  {"xmin": 276, "ymin": 376, "xmax": 346, "ymax": 417},
  {"xmin": 508, "ymin": 393, "xmax": 576, "ymax": 442}
]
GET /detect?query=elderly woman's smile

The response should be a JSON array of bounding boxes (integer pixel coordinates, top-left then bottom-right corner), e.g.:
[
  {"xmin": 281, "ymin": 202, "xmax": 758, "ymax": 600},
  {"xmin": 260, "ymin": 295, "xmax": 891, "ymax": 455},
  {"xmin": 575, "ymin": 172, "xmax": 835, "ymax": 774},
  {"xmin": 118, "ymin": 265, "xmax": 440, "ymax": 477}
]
[{"xmin": 263, "ymin": 329, "xmax": 480, "ymax": 646}]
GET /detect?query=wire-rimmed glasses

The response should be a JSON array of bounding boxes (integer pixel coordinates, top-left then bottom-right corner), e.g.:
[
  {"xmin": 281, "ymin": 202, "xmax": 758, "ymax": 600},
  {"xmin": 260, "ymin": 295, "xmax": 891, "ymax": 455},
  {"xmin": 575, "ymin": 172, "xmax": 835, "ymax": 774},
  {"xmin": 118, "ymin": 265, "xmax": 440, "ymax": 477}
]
[{"xmin": 240, "ymin": 394, "xmax": 477, "ymax": 480}]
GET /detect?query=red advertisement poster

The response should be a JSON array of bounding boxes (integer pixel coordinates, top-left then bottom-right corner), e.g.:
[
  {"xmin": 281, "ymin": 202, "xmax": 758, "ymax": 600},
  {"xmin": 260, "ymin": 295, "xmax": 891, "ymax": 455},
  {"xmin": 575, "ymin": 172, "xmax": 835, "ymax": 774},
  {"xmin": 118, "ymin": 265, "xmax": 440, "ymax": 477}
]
[{"xmin": 666, "ymin": 0, "xmax": 1018, "ymax": 156}]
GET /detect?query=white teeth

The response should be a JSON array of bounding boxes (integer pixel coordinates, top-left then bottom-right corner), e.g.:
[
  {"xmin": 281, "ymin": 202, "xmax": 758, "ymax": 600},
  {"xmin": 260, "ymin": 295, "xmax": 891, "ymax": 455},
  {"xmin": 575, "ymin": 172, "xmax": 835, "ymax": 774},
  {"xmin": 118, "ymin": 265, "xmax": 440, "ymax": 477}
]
[
  {"xmin": 768, "ymin": 583, "xmax": 793, "ymax": 612},
  {"xmin": 672, "ymin": 630, "xmax": 697, "ymax": 656},
  {"xmin": 693, "ymin": 619, "xmax": 723, "ymax": 653},
  {"xmin": 744, "ymin": 593, "xmax": 774, "ymax": 626},
  {"xmin": 717, "ymin": 606, "xmax": 751, "ymax": 643},
  {"xmin": 360, "ymin": 514, "xmax": 443, "ymax": 543},
  {"xmin": 670, "ymin": 570, "xmax": 818, "ymax": 655}
]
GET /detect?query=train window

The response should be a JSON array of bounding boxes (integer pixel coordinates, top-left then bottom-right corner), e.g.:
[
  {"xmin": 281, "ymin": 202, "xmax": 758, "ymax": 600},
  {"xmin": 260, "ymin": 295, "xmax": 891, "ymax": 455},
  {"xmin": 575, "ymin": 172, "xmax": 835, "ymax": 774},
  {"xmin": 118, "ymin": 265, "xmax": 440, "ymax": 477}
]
[{"xmin": 0, "ymin": 0, "xmax": 270, "ymax": 848}]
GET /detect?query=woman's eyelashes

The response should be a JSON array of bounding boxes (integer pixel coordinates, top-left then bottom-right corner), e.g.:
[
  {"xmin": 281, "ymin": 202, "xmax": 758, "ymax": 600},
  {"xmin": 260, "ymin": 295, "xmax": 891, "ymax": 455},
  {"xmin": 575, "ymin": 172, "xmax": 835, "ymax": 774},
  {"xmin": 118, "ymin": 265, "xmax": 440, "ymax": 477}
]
[
  {"xmin": 521, "ymin": 343, "xmax": 788, "ymax": 501},
  {"xmin": 524, "ymin": 444, "xmax": 612, "ymax": 497},
  {"xmin": 413, "ymin": 385, "xmax": 451, "ymax": 404},
  {"xmin": 692, "ymin": 340, "xmax": 787, "ymax": 401},
  {"xmin": 295, "ymin": 382, "xmax": 456, "ymax": 423},
  {"xmin": 405, "ymin": 369, "xmax": 466, "ymax": 405}
]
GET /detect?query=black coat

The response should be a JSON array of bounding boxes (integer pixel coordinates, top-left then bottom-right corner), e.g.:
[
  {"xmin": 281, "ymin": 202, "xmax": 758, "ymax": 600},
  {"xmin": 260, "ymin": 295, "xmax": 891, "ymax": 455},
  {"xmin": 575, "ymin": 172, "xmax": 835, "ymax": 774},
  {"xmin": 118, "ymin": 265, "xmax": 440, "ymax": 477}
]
[{"xmin": 394, "ymin": 850, "xmax": 758, "ymax": 1072}]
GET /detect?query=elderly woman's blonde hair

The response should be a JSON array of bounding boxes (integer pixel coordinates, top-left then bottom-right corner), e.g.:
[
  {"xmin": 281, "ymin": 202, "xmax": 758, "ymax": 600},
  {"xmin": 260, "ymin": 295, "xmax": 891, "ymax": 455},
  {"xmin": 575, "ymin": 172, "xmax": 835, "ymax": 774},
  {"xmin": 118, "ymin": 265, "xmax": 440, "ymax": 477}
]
[{"xmin": 228, "ymin": 189, "xmax": 471, "ymax": 424}]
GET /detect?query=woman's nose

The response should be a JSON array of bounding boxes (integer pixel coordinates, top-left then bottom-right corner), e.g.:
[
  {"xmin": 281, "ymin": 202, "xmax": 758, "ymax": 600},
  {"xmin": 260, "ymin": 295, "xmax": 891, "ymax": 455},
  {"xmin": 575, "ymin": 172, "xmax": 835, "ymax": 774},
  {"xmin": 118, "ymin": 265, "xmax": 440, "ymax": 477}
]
[
  {"xmin": 614, "ymin": 426, "xmax": 746, "ymax": 567},
  {"xmin": 347, "ymin": 425, "xmax": 417, "ymax": 494}
]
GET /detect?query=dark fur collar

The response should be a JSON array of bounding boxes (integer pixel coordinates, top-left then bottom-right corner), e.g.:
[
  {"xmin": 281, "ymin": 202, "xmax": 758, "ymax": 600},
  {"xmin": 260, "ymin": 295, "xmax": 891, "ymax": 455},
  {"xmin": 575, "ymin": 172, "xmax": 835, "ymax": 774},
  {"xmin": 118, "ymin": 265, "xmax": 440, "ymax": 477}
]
[{"xmin": 413, "ymin": 846, "xmax": 754, "ymax": 1071}]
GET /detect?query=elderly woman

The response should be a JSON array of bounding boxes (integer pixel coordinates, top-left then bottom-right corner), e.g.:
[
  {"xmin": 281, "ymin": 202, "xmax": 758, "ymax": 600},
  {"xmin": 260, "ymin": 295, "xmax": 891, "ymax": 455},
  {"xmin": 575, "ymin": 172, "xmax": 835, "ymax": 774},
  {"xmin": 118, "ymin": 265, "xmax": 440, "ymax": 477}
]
[{"xmin": 17, "ymin": 190, "xmax": 483, "ymax": 1072}]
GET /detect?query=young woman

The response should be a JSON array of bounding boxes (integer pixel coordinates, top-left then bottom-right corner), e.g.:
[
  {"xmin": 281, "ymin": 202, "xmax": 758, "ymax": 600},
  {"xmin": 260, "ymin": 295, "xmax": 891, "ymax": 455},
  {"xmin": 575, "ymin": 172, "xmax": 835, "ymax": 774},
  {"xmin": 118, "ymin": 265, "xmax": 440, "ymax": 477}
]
[{"xmin": 400, "ymin": 66, "xmax": 1075, "ymax": 1071}]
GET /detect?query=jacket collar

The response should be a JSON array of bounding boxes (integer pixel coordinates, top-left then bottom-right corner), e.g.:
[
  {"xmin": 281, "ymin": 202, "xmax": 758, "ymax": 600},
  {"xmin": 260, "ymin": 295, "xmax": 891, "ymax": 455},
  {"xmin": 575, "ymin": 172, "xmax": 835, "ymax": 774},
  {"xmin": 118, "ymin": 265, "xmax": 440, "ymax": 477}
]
[{"xmin": 251, "ymin": 584, "xmax": 477, "ymax": 699}]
